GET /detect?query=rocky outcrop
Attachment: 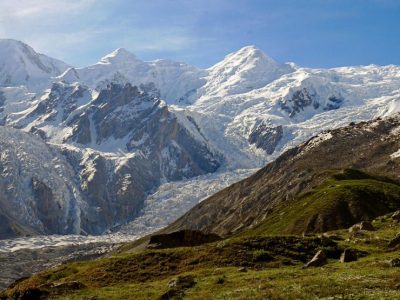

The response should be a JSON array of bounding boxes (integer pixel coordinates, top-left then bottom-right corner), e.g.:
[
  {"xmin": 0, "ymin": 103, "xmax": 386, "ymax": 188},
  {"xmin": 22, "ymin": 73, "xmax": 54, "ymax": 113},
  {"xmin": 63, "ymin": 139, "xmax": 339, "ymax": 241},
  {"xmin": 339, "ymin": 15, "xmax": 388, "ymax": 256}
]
[
  {"xmin": 148, "ymin": 230, "xmax": 221, "ymax": 249},
  {"xmin": 280, "ymin": 88, "xmax": 317, "ymax": 117},
  {"xmin": 248, "ymin": 123, "xmax": 283, "ymax": 154},
  {"xmin": 31, "ymin": 177, "xmax": 66, "ymax": 234},
  {"xmin": 280, "ymin": 88, "xmax": 343, "ymax": 118}
]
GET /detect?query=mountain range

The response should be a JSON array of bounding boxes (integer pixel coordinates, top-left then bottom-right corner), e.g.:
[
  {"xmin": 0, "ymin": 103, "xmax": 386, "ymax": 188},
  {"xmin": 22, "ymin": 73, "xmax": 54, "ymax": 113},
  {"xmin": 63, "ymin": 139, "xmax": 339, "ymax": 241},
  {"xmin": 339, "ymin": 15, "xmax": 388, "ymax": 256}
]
[{"xmin": 0, "ymin": 38, "xmax": 399, "ymax": 238}]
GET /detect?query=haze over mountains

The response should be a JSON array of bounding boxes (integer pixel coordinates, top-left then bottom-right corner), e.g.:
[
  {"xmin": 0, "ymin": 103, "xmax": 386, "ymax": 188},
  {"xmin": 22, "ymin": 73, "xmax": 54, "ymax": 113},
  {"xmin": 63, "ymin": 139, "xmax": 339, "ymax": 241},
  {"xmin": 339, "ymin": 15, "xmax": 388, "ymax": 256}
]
[{"xmin": 0, "ymin": 38, "xmax": 399, "ymax": 239}]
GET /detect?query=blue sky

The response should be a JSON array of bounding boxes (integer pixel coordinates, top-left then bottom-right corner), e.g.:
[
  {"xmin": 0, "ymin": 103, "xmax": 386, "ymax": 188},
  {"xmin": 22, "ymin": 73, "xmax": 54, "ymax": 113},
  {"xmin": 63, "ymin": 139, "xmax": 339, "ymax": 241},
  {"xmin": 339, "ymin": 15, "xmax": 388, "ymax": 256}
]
[{"xmin": 1, "ymin": 0, "xmax": 399, "ymax": 68}]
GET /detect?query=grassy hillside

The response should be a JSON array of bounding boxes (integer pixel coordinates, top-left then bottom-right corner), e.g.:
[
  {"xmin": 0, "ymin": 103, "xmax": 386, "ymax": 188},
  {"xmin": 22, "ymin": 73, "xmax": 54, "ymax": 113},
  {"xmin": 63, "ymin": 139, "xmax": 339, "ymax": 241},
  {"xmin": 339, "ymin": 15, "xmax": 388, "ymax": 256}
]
[{"xmin": 244, "ymin": 169, "xmax": 400, "ymax": 236}]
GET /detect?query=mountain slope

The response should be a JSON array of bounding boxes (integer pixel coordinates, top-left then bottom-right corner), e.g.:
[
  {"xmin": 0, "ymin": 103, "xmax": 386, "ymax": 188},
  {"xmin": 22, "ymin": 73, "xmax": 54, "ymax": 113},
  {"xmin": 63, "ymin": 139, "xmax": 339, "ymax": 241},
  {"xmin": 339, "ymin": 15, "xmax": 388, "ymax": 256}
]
[{"xmin": 164, "ymin": 114, "xmax": 400, "ymax": 237}]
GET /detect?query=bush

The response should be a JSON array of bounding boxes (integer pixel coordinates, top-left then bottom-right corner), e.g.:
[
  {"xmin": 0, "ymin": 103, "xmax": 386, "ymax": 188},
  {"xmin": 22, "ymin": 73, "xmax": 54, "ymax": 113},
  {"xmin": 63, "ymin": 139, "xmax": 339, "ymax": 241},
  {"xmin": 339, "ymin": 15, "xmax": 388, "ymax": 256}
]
[{"xmin": 252, "ymin": 249, "xmax": 273, "ymax": 262}]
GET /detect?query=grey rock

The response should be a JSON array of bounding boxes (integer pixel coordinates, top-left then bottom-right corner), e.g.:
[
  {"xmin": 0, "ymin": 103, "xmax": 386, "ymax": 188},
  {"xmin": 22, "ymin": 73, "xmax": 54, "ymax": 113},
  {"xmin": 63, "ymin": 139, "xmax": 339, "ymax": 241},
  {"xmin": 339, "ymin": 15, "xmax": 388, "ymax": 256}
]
[
  {"xmin": 340, "ymin": 249, "xmax": 357, "ymax": 263},
  {"xmin": 304, "ymin": 250, "xmax": 327, "ymax": 268}
]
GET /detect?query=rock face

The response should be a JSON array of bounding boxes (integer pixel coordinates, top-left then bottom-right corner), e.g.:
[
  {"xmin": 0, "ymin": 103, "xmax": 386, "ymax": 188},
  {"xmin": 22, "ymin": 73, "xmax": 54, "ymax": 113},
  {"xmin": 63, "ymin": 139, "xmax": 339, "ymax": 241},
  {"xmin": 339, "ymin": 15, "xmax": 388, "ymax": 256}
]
[
  {"xmin": 248, "ymin": 123, "xmax": 283, "ymax": 154},
  {"xmin": 304, "ymin": 250, "xmax": 327, "ymax": 268},
  {"xmin": 340, "ymin": 249, "xmax": 358, "ymax": 263},
  {"xmin": 280, "ymin": 88, "xmax": 343, "ymax": 118},
  {"xmin": 148, "ymin": 230, "xmax": 221, "ymax": 249}
]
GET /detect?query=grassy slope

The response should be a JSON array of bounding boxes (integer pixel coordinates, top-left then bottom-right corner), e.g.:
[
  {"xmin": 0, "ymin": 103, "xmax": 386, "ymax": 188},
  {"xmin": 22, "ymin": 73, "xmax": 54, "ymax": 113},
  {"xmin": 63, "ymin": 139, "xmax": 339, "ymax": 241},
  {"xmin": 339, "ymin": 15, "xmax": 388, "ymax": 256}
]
[{"xmin": 244, "ymin": 169, "xmax": 400, "ymax": 236}]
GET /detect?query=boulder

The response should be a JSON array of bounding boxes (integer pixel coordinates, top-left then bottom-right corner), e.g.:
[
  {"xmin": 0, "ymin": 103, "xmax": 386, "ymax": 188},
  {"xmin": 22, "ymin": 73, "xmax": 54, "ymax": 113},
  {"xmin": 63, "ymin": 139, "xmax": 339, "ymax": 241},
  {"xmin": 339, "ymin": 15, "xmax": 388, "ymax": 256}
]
[
  {"xmin": 161, "ymin": 275, "xmax": 196, "ymax": 300},
  {"xmin": 18, "ymin": 287, "xmax": 47, "ymax": 300},
  {"xmin": 392, "ymin": 211, "xmax": 400, "ymax": 223},
  {"xmin": 389, "ymin": 258, "xmax": 400, "ymax": 267},
  {"xmin": 359, "ymin": 221, "xmax": 375, "ymax": 231},
  {"xmin": 340, "ymin": 249, "xmax": 358, "ymax": 263},
  {"xmin": 167, "ymin": 275, "xmax": 196, "ymax": 290},
  {"xmin": 238, "ymin": 267, "xmax": 248, "ymax": 272},
  {"xmin": 318, "ymin": 234, "xmax": 335, "ymax": 246},
  {"xmin": 53, "ymin": 281, "xmax": 86, "ymax": 290},
  {"xmin": 304, "ymin": 250, "xmax": 327, "ymax": 268},
  {"xmin": 388, "ymin": 233, "xmax": 400, "ymax": 248},
  {"xmin": 349, "ymin": 221, "xmax": 375, "ymax": 234}
]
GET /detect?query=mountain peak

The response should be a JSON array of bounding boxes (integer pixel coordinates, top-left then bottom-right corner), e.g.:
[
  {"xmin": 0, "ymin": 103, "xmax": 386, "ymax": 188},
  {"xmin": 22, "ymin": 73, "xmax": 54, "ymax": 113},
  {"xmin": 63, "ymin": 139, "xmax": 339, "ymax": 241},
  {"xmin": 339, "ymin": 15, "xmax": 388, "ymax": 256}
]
[
  {"xmin": 203, "ymin": 45, "xmax": 294, "ymax": 96},
  {"xmin": 99, "ymin": 48, "xmax": 139, "ymax": 64},
  {"xmin": 224, "ymin": 45, "xmax": 280, "ymax": 66}
]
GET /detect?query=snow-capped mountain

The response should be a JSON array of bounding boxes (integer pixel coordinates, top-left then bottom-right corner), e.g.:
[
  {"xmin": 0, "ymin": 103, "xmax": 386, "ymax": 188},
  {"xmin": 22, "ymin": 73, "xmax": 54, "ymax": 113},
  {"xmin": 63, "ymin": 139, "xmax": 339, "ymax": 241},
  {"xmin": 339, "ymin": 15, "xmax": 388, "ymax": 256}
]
[
  {"xmin": 0, "ymin": 39, "xmax": 69, "ymax": 91},
  {"xmin": 0, "ymin": 39, "xmax": 400, "ymax": 238},
  {"xmin": 0, "ymin": 39, "xmax": 70, "ymax": 122},
  {"xmin": 198, "ymin": 45, "xmax": 294, "ymax": 97},
  {"xmin": 58, "ymin": 48, "xmax": 206, "ymax": 104}
]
